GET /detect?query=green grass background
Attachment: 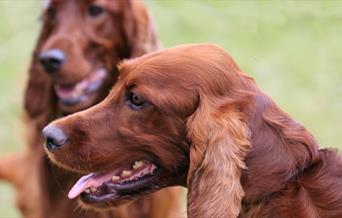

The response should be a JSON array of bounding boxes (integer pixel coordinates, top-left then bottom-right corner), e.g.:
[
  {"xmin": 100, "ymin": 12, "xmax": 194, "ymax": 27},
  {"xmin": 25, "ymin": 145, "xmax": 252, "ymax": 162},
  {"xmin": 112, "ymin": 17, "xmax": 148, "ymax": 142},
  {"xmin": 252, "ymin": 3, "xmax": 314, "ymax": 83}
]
[{"xmin": 0, "ymin": 0, "xmax": 341, "ymax": 217}]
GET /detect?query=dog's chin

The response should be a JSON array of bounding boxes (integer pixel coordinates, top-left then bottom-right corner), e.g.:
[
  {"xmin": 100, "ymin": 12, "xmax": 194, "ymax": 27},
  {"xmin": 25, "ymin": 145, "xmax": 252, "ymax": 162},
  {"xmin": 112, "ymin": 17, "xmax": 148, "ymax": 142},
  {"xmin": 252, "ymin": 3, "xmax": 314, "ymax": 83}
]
[
  {"xmin": 77, "ymin": 196, "xmax": 133, "ymax": 211},
  {"xmin": 54, "ymin": 68, "xmax": 109, "ymax": 114},
  {"xmin": 77, "ymin": 180, "xmax": 160, "ymax": 210}
]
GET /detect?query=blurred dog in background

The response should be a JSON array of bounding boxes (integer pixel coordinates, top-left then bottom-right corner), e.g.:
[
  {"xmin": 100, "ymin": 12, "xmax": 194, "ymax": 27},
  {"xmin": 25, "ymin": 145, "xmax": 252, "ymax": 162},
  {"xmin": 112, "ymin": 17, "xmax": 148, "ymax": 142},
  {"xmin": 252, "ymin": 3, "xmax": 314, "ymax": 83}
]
[{"xmin": 0, "ymin": 0, "xmax": 183, "ymax": 217}]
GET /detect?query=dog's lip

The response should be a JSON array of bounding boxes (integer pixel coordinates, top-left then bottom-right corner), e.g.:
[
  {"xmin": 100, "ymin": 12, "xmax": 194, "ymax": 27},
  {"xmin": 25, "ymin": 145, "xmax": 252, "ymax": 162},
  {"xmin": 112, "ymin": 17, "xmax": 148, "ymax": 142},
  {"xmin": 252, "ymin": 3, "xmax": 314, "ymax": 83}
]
[
  {"xmin": 68, "ymin": 160, "xmax": 159, "ymax": 201},
  {"xmin": 54, "ymin": 68, "xmax": 106, "ymax": 105},
  {"xmin": 79, "ymin": 170, "xmax": 161, "ymax": 205}
]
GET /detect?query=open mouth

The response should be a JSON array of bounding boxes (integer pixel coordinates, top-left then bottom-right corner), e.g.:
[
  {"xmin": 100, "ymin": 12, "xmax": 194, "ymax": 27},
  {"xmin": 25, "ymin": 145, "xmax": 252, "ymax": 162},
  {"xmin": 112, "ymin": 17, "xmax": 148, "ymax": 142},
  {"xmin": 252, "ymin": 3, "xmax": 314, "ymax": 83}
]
[
  {"xmin": 54, "ymin": 68, "xmax": 106, "ymax": 106},
  {"xmin": 68, "ymin": 160, "xmax": 159, "ymax": 204}
]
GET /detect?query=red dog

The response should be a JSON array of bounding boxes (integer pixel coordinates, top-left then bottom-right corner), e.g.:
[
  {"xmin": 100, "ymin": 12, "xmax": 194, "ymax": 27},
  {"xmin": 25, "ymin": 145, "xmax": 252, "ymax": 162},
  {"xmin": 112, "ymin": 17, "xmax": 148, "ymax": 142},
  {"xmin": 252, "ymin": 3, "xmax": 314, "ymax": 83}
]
[
  {"xmin": 44, "ymin": 44, "xmax": 342, "ymax": 217},
  {"xmin": 0, "ymin": 1, "xmax": 182, "ymax": 217}
]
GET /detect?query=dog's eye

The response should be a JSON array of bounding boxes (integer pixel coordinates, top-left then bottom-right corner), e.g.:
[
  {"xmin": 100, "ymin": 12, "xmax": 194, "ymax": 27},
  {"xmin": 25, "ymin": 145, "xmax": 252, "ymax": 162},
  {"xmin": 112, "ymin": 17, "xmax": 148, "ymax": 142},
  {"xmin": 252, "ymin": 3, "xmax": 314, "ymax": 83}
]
[
  {"xmin": 88, "ymin": 4, "xmax": 104, "ymax": 17},
  {"xmin": 127, "ymin": 91, "xmax": 145, "ymax": 110}
]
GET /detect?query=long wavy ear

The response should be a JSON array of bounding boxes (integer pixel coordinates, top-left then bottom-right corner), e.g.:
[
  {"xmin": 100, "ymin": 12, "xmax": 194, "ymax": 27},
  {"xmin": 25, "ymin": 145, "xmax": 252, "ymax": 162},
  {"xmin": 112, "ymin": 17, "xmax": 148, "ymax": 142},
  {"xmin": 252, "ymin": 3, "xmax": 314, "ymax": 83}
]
[
  {"xmin": 122, "ymin": 0, "xmax": 160, "ymax": 57},
  {"xmin": 186, "ymin": 93, "xmax": 252, "ymax": 218},
  {"xmin": 24, "ymin": 21, "xmax": 52, "ymax": 118},
  {"xmin": 24, "ymin": 56, "xmax": 51, "ymax": 118}
]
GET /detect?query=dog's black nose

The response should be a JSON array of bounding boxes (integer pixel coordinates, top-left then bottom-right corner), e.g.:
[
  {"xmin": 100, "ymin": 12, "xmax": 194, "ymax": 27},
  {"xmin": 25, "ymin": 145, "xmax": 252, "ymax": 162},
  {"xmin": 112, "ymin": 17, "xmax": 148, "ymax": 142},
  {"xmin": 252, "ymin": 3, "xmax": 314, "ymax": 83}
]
[
  {"xmin": 39, "ymin": 49, "xmax": 66, "ymax": 73},
  {"xmin": 42, "ymin": 125, "xmax": 68, "ymax": 151}
]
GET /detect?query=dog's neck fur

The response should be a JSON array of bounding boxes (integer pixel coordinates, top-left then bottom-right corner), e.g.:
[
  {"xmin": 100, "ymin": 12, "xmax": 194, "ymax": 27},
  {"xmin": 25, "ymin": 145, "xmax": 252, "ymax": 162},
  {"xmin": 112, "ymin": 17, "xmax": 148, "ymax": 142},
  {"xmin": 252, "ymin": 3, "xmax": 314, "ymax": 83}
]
[{"xmin": 241, "ymin": 91, "xmax": 319, "ymax": 205}]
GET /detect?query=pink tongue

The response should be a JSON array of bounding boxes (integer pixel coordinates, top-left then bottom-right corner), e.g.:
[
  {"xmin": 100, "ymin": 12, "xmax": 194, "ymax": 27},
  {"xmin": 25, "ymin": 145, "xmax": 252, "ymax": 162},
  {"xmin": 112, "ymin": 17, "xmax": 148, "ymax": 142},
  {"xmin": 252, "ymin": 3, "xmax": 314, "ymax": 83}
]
[
  {"xmin": 68, "ymin": 173, "xmax": 95, "ymax": 199},
  {"xmin": 68, "ymin": 172, "xmax": 114, "ymax": 199},
  {"xmin": 55, "ymin": 84, "xmax": 78, "ymax": 98}
]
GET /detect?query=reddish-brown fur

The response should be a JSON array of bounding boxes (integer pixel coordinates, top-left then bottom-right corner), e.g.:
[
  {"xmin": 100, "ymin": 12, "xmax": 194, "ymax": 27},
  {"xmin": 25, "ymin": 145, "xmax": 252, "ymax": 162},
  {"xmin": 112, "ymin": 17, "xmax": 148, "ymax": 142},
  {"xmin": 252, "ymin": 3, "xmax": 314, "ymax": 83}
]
[
  {"xmin": 46, "ymin": 44, "xmax": 342, "ymax": 218},
  {"xmin": 0, "ymin": 0, "xmax": 183, "ymax": 217}
]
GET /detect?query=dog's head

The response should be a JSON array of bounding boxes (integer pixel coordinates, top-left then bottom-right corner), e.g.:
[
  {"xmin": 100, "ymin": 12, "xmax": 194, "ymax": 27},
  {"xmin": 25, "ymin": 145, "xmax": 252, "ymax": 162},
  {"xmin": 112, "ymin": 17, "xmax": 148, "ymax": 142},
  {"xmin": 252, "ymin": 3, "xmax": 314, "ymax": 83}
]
[
  {"xmin": 25, "ymin": 0, "xmax": 159, "ymax": 116},
  {"xmin": 42, "ymin": 44, "xmax": 253, "ymax": 216}
]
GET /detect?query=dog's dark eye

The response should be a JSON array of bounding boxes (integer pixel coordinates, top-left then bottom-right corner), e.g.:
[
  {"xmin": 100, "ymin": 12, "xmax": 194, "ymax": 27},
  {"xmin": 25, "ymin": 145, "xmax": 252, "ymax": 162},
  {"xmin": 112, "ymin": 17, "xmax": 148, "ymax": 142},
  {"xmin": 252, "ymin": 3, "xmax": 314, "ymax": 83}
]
[
  {"xmin": 127, "ymin": 91, "xmax": 145, "ymax": 109},
  {"xmin": 88, "ymin": 4, "xmax": 104, "ymax": 17}
]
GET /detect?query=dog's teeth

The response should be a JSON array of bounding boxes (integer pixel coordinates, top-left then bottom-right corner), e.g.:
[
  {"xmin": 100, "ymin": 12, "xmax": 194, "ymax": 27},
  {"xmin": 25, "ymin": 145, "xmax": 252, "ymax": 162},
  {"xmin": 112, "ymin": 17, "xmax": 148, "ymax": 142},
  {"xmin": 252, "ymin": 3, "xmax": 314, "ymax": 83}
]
[
  {"xmin": 121, "ymin": 170, "xmax": 133, "ymax": 177},
  {"xmin": 112, "ymin": 175, "xmax": 121, "ymax": 181},
  {"xmin": 74, "ymin": 88, "xmax": 82, "ymax": 98},
  {"xmin": 84, "ymin": 188, "xmax": 91, "ymax": 194},
  {"xmin": 133, "ymin": 160, "xmax": 144, "ymax": 169},
  {"xmin": 90, "ymin": 187, "xmax": 97, "ymax": 192}
]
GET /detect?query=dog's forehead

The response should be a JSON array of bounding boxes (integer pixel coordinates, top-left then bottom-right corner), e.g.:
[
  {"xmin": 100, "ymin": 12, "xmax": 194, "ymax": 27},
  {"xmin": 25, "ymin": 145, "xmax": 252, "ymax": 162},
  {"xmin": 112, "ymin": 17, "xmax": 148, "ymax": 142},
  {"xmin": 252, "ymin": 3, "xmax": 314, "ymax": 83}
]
[
  {"xmin": 118, "ymin": 58, "xmax": 192, "ymax": 91},
  {"xmin": 118, "ymin": 43, "xmax": 237, "ymax": 89}
]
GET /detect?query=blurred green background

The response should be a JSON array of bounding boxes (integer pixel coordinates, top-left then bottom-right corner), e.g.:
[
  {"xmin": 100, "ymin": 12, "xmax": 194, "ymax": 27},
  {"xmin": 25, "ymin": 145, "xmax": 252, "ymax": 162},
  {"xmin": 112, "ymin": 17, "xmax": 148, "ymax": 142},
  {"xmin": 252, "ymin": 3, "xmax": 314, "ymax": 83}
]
[{"xmin": 0, "ymin": 0, "xmax": 341, "ymax": 217}]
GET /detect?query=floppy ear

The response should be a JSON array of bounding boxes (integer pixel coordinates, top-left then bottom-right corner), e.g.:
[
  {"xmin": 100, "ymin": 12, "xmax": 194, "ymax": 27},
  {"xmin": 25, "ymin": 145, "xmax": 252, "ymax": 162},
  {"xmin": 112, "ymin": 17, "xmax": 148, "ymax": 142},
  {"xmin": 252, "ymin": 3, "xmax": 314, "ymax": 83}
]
[
  {"xmin": 122, "ymin": 0, "xmax": 160, "ymax": 57},
  {"xmin": 186, "ymin": 94, "xmax": 251, "ymax": 218},
  {"xmin": 24, "ymin": 57, "xmax": 51, "ymax": 118},
  {"xmin": 24, "ymin": 24, "xmax": 52, "ymax": 118}
]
